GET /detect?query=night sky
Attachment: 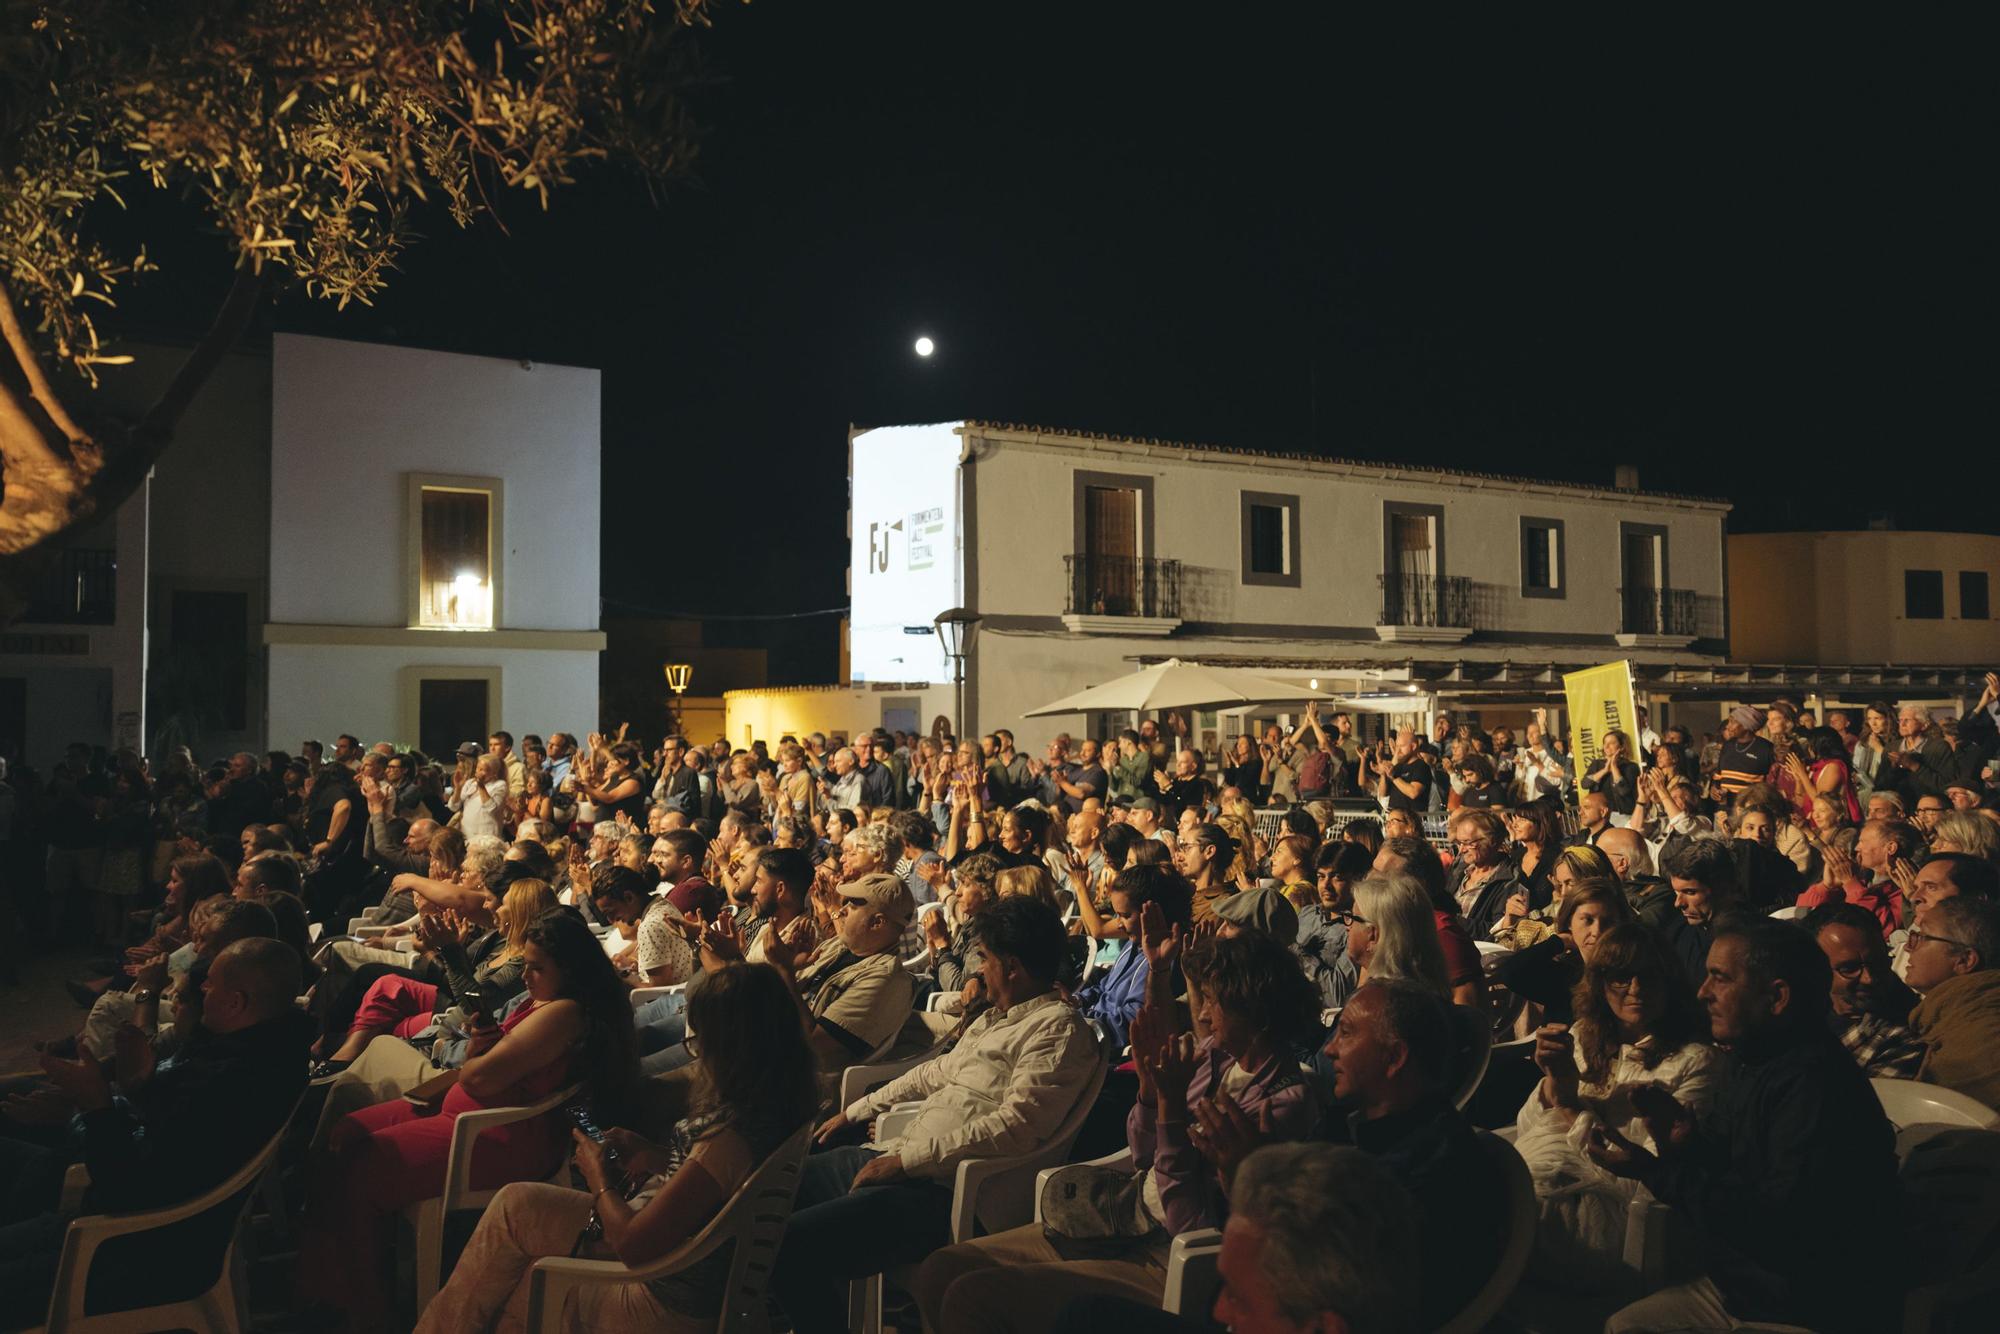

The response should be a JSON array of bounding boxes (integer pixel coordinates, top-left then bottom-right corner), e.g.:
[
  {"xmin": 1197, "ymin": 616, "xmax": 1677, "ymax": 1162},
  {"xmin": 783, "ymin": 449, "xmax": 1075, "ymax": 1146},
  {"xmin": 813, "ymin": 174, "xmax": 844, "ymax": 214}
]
[{"xmin": 118, "ymin": 7, "xmax": 1986, "ymax": 647}]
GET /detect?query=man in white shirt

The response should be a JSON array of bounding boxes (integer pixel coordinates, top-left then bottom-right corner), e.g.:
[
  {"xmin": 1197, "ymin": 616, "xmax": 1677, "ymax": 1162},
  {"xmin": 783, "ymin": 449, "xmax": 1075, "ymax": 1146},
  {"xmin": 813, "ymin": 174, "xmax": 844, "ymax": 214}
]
[{"xmin": 772, "ymin": 895, "xmax": 1100, "ymax": 1334}]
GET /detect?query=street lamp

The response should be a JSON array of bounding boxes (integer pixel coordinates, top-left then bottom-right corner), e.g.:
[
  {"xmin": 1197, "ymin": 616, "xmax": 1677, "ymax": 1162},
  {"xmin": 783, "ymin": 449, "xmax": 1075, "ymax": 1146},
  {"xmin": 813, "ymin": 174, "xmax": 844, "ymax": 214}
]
[
  {"xmin": 662, "ymin": 662, "xmax": 692, "ymax": 737},
  {"xmin": 933, "ymin": 607, "xmax": 981, "ymax": 743}
]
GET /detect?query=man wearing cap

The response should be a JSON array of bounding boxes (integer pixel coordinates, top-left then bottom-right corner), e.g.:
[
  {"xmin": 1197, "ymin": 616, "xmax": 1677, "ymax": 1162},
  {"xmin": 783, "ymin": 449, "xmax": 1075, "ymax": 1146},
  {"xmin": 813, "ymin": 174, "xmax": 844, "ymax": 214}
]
[
  {"xmin": 1126, "ymin": 796, "xmax": 1173, "ymax": 845},
  {"xmin": 759, "ymin": 870, "xmax": 918, "ymax": 1092},
  {"xmin": 1212, "ymin": 884, "xmax": 1299, "ymax": 943},
  {"xmin": 1714, "ymin": 706, "xmax": 1775, "ymax": 798}
]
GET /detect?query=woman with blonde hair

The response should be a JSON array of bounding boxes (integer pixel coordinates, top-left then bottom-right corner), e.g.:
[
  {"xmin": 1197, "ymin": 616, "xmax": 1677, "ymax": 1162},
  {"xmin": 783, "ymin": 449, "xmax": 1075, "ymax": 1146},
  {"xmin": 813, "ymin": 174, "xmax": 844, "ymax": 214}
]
[
  {"xmin": 995, "ymin": 863, "xmax": 1064, "ymax": 914},
  {"xmin": 314, "ymin": 877, "xmax": 559, "ymax": 1071},
  {"xmin": 1932, "ymin": 810, "xmax": 2000, "ymax": 861}
]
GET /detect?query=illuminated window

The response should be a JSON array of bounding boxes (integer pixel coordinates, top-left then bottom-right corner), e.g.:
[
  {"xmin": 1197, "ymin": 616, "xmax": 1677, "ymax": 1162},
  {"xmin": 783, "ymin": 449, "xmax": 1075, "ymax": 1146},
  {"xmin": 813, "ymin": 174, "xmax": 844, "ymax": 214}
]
[{"xmin": 406, "ymin": 474, "xmax": 503, "ymax": 629}]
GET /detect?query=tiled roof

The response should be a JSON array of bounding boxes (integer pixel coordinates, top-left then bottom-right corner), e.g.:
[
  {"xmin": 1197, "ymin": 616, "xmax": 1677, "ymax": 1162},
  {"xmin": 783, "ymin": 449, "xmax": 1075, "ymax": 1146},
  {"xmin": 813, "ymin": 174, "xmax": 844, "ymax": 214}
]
[{"xmin": 960, "ymin": 420, "xmax": 1730, "ymax": 508}]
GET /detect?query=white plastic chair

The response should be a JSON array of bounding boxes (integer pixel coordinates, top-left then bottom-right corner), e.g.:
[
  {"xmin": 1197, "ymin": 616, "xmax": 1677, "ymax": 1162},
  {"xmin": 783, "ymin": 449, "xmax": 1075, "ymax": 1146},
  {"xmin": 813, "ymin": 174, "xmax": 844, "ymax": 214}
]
[
  {"xmin": 848, "ymin": 1024, "xmax": 1114, "ymax": 1334},
  {"xmin": 406, "ymin": 1080, "xmax": 583, "ymax": 1316},
  {"xmin": 1434, "ymin": 1131, "xmax": 1536, "ymax": 1334},
  {"xmin": 1768, "ymin": 904, "xmax": 1806, "ymax": 921},
  {"xmin": 522, "ymin": 1122, "xmax": 813, "ymax": 1333},
  {"xmin": 629, "ymin": 981, "xmax": 686, "ymax": 1010},
  {"xmin": 1029, "ymin": 1147, "xmax": 1224, "ymax": 1317},
  {"xmin": 41, "ymin": 1095, "xmax": 302, "ymax": 1334},
  {"xmin": 1873, "ymin": 1077, "xmax": 2000, "ymax": 1133}
]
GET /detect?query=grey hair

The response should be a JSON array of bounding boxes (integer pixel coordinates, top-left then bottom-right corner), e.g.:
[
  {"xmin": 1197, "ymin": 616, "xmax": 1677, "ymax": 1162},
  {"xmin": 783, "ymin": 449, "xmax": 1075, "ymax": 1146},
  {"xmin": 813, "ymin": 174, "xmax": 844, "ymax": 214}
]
[
  {"xmin": 1932, "ymin": 896, "xmax": 2000, "ymax": 970},
  {"xmin": 1933, "ymin": 811, "xmax": 2000, "ymax": 861},
  {"xmin": 1350, "ymin": 873, "xmax": 1450, "ymax": 997},
  {"xmin": 461, "ymin": 841, "xmax": 507, "ymax": 888},
  {"xmin": 1231, "ymin": 1143, "xmax": 1420, "ymax": 1333},
  {"xmin": 844, "ymin": 822, "xmax": 890, "ymax": 863},
  {"xmin": 835, "ymin": 746, "xmax": 859, "ymax": 765}
]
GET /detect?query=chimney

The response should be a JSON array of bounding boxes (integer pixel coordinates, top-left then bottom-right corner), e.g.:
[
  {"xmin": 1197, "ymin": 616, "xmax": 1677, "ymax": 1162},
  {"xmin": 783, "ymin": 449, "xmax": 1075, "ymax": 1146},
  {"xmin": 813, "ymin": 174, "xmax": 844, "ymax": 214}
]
[{"xmin": 1613, "ymin": 464, "xmax": 1640, "ymax": 492}]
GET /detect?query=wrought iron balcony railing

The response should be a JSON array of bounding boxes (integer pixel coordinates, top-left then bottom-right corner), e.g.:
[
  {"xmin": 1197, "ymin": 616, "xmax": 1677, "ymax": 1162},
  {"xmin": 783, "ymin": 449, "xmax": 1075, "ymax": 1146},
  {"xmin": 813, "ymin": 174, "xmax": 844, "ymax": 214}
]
[
  {"xmin": 1064, "ymin": 554, "xmax": 1182, "ymax": 619},
  {"xmin": 1378, "ymin": 572, "xmax": 1471, "ymax": 628}
]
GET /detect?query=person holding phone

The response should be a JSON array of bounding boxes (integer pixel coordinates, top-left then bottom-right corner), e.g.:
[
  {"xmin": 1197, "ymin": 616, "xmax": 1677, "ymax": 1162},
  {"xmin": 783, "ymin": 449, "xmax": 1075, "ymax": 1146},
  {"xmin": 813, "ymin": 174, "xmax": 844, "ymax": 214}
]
[
  {"xmin": 416, "ymin": 963, "xmax": 818, "ymax": 1333},
  {"xmin": 300, "ymin": 911, "xmax": 638, "ymax": 1323}
]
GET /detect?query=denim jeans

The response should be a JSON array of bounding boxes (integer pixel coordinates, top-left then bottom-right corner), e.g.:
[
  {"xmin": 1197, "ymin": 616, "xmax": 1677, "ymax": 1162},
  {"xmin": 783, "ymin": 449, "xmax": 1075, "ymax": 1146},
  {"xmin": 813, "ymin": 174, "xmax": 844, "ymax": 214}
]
[{"xmin": 769, "ymin": 1144, "xmax": 954, "ymax": 1334}]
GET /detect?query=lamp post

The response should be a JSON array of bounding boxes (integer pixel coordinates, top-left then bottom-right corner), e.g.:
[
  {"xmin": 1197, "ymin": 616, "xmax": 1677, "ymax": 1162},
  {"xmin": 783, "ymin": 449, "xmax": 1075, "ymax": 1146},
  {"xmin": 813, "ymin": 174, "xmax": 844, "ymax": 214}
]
[
  {"xmin": 932, "ymin": 607, "xmax": 981, "ymax": 744},
  {"xmin": 662, "ymin": 662, "xmax": 692, "ymax": 737}
]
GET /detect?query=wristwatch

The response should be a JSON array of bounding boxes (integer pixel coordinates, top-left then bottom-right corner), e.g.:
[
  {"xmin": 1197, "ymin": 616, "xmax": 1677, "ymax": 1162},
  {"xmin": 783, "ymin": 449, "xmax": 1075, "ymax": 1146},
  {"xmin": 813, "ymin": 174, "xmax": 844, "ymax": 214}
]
[{"xmin": 131, "ymin": 989, "xmax": 157, "ymax": 1005}]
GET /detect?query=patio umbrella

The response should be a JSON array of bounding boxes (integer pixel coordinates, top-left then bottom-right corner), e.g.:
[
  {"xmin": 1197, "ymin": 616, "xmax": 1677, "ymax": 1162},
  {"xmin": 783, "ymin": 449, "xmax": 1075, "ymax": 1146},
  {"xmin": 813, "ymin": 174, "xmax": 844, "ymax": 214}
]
[{"xmin": 1024, "ymin": 658, "xmax": 1338, "ymax": 717}]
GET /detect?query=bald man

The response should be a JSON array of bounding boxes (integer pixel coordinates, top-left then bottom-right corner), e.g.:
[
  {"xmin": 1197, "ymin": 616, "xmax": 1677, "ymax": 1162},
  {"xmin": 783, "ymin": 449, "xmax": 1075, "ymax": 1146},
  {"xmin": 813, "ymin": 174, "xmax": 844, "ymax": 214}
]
[
  {"xmin": 4, "ymin": 938, "xmax": 310, "ymax": 1326},
  {"xmin": 1597, "ymin": 825, "xmax": 1677, "ymax": 929}
]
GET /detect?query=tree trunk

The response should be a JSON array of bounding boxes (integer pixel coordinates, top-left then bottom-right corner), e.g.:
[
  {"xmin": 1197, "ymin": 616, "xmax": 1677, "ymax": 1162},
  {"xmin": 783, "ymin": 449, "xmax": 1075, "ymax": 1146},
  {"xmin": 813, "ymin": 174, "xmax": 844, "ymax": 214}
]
[{"xmin": 0, "ymin": 266, "xmax": 265, "ymax": 624}]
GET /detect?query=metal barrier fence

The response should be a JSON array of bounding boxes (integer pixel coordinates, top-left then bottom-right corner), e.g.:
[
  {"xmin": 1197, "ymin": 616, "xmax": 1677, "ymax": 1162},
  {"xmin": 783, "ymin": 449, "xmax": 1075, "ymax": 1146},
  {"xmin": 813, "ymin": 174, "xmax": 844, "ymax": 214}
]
[{"xmin": 1251, "ymin": 801, "xmax": 1581, "ymax": 850}]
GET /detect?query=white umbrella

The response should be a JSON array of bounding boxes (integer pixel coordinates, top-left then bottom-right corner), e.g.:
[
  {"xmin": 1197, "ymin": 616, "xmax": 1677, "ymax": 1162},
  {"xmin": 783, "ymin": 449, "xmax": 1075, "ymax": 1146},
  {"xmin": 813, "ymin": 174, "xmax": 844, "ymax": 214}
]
[{"xmin": 1024, "ymin": 658, "xmax": 1338, "ymax": 717}]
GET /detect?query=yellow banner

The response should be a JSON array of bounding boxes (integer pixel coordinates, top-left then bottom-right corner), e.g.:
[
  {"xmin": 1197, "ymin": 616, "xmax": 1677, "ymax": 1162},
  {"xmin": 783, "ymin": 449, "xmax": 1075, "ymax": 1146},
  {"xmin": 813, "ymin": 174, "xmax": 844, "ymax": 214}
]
[{"xmin": 1563, "ymin": 660, "xmax": 1638, "ymax": 774}]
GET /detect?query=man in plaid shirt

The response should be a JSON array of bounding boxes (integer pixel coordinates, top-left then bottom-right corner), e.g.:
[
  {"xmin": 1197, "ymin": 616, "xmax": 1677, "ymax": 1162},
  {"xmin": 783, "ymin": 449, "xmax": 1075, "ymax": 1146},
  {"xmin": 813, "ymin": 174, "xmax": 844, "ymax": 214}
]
[{"xmin": 1806, "ymin": 900, "xmax": 1924, "ymax": 1078}]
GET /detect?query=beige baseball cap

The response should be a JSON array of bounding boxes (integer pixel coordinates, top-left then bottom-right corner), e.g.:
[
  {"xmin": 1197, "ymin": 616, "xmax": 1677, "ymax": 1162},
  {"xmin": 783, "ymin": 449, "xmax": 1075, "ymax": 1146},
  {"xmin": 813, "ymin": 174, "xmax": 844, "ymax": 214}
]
[{"xmin": 839, "ymin": 871, "xmax": 915, "ymax": 928}]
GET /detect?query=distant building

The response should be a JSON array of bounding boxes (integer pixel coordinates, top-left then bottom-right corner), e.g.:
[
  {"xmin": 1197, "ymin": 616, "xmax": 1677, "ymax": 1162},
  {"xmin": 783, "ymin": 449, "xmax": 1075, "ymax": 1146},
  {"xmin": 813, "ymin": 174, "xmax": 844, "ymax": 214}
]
[
  {"xmin": 1730, "ymin": 530, "xmax": 2000, "ymax": 666},
  {"xmin": 734, "ymin": 420, "xmax": 1748, "ymax": 751},
  {"xmin": 0, "ymin": 333, "xmax": 604, "ymax": 771}
]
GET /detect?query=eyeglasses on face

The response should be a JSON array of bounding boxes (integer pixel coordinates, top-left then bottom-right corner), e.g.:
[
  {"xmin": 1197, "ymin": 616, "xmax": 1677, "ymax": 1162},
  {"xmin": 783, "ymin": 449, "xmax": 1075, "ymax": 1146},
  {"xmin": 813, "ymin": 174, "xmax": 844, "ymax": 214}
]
[
  {"xmin": 1907, "ymin": 928, "xmax": 1972, "ymax": 953},
  {"xmin": 1336, "ymin": 910, "xmax": 1369, "ymax": 927}
]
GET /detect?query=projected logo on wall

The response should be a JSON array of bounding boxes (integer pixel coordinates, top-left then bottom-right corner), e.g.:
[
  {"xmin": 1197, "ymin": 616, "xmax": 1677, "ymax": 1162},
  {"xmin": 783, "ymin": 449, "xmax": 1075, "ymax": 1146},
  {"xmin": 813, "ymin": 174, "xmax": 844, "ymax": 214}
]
[{"xmin": 850, "ymin": 425, "xmax": 961, "ymax": 682}]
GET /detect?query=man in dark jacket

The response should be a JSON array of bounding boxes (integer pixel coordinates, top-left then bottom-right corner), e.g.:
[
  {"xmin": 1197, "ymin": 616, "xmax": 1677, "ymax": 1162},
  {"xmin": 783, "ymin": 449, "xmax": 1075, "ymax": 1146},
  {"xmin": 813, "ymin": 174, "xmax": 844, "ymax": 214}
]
[
  {"xmin": 0, "ymin": 938, "xmax": 310, "ymax": 1326},
  {"xmin": 1591, "ymin": 921, "xmax": 1903, "ymax": 1334}
]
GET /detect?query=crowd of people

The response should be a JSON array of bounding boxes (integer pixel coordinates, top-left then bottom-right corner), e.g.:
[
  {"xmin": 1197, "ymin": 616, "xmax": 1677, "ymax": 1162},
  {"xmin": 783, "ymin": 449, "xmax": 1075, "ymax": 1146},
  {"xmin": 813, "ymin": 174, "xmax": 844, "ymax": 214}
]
[{"xmin": 2, "ymin": 677, "xmax": 1999, "ymax": 1332}]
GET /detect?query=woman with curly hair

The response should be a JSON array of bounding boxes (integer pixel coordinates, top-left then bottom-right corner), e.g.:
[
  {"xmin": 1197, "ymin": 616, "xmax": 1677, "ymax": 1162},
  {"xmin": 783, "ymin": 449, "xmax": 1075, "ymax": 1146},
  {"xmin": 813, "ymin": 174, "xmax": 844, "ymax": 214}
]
[{"xmin": 1512, "ymin": 922, "xmax": 1724, "ymax": 1298}]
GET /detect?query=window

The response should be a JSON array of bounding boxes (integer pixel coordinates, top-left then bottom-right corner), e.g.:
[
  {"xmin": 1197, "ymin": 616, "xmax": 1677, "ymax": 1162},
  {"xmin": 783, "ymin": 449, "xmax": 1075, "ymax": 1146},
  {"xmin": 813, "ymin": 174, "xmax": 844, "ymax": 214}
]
[
  {"xmin": 1520, "ymin": 517, "xmax": 1565, "ymax": 598},
  {"xmin": 1905, "ymin": 569, "xmax": 1944, "ymax": 620},
  {"xmin": 406, "ymin": 474, "xmax": 503, "ymax": 629},
  {"xmin": 1961, "ymin": 571, "xmax": 1990, "ymax": 621},
  {"xmin": 1240, "ymin": 491, "xmax": 1301, "ymax": 587}
]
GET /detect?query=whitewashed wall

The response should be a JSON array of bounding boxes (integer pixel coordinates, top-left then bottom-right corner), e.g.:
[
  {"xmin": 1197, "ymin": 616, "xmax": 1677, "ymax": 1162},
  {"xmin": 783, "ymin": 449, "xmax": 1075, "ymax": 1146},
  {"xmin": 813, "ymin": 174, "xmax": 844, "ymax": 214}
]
[
  {"xmin": 266, "ymin": 644, "xmax": 598, "ymax": 752},
  {"xmin": 268, "ymin": 333, "xmax": 600, "ymax": 631}
]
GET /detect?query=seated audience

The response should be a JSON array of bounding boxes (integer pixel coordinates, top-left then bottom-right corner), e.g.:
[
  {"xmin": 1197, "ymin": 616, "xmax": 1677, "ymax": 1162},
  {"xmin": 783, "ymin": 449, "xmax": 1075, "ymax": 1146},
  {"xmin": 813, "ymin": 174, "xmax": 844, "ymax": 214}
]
[
  {"xmin": 1590, "ymin": 920, "xmax": 1902, "ymax": 1333},
  {"xmin": 1371, "ymin": 834, "xmax": 1481, "ymax": 1007},
  {"xmin": 415, "ymin": 962, "xmax": 819, "ymax": 1334},
  {"xmin": 916, "ymin": 929, "xmax": 1321, "ymax": 1332},
  {"xmin": 1514, "ymin": 923, "xmax": 1723, "ymax": 1299},
  {"xmin": 300, "ymin": 910, "xmax": 639, "ymax": 1322},
  {"xmin": 1904, "ymin": 894, "xmax": 2000, "ymax": 1111},
  {"xmin": 0, "ymin": 939, "xmax": 309, "ymax": 1329},
  {"xmin": 1445, "ymin": 807, "xmax": 1527, "ymax": 938},
  {"xmin": 1805, "ymin": 899, "xmax": 1924, "ymax": 1078},
  {"xmin": 1662, "ymin": 838, "xmax": 1746, "ymax": 988},
  {"xmin": 1071, "ymin": 862, "xmax": 1194, "ymax": 1049},
  {"xmin": 1490, "ymin": 878, "xmax": 1635, "ymax": 1024},
  {"xmin": 773, "ymin": 896, "xmax": 1100, "ymax": 1334},
  {"xmin": 1323, "ymin": 979, "xmax": 1509, "ymax": 1330}
]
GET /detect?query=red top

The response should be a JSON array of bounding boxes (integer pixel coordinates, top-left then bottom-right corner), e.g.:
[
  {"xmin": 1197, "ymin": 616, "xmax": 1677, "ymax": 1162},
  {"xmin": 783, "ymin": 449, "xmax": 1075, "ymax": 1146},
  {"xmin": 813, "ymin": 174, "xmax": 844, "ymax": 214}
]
[
  {"xmin": 1434, "ymin": 910, "xmax": 1482, "ymax": 987},
  {"xmin": 1795, "ymin": 878, "xmax": 1903, "ymax": 940}
]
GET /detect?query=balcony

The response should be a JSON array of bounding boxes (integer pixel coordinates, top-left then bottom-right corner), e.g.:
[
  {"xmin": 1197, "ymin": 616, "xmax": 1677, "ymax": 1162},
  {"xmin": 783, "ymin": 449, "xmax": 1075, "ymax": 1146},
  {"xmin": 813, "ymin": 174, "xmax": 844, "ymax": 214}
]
[
  {"xmin": 22, "ymin": 547, "xmax": 117, "ymax": 625},
  {"xmin": 1061, "ymin": 554, "xmax": 1183, "ymax": 636},
  {"xmin": 1375, "ymin": 572, "xmax": 1472, "ymax": 644},
  {"xmin": 1616, "ymin": 586, "xmax": 1699, "ymax": 648}
]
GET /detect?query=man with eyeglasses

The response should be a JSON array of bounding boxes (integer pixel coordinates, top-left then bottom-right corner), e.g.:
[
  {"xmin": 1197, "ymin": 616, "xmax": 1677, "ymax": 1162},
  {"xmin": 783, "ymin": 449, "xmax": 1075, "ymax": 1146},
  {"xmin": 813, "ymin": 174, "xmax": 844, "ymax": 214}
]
[
  {"xmin": 1904, "ymin": 894, "xmax": 2000, "ymax": 1112},
  {"xmin": 1803, "ymin": 900, "xmax": 1924, "ymax": 1078},
  {"xmin": 759, "ymin": 870, "xmax": 918, "ymax": 1094}
]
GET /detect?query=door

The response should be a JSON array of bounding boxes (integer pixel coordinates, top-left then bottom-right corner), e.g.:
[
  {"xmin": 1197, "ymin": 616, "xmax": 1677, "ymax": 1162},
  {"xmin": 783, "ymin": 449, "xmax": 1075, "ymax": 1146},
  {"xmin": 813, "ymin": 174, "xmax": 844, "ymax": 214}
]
[
  {"xmin": 1084, "ymin": 485, "xmax": 1139, "ymax": 614},
  {"xmin": 1623, "ymin": 531, "xmax": 1663, "ymax": 633},
  {"xmin": 418, "ymin": 678, "xmax": 490, "ymax": 761},
  {"xmin": 1385, "ymin": 510, "xmax": 1437, "ymax": 625}
]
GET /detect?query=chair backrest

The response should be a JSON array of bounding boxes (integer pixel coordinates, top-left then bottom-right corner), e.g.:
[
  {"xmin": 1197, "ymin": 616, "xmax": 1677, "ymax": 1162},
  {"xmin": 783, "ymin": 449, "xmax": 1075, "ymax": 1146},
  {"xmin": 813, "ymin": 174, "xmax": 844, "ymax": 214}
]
[
  {"xmin": 1433, "ymin": 1132, "xmax": 1535, "ymax": 1334},
  {"xmin": 1873, "ymin": 1077, "xmax": 2000, "ymax": 1133},
  {"xmin": 955, "ymin": 1020, "xmax": 1114, "ymax": 1240},
  {"xmin": 1768, "ymin": 905, "xmax": 1806, "ymax": 921},
  {"xmin": 46, "ymin": 1092, "xmax": 305, "ymax": 1329},
  {"xmin": 1899, "ymin": 1128, "xmax": 2000, "ymax": 1321},
  {"xmin": 1449, "ymin": 1004, "xmax": 1493, "ymax": 1112}
]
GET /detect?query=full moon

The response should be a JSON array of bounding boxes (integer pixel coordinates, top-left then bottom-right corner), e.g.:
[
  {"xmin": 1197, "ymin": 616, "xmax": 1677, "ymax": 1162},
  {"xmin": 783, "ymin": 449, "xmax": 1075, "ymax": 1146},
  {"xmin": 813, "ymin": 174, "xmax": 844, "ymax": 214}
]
[{"xmin": 913, "ymin": 336, "xmax": 935, "ymax": 357}]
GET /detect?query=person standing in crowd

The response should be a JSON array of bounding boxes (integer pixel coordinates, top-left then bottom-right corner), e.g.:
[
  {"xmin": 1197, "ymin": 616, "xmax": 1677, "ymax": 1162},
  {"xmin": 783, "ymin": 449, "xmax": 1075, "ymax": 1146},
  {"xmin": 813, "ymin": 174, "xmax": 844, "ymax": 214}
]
[
  {"xmin": 1370, "ymin": 728, "xmax": 1432, "ymax": 814},
  {"xmin": 1713, "ymin": 705, "xmax": 1774, "ymax": 799}
]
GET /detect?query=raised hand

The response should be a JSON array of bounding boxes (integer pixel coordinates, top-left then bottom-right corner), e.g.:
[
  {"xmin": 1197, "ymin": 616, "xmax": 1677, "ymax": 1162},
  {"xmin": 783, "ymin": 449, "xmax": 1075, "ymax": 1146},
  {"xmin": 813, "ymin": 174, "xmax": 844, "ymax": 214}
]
[
  {"xmin": 112, "ymin": 1021, "xmax": 156, "ymax": 1088},
  {"xmin": 700, "ymin": 908, "xmax": 746, "ymax": 965},
  {"xmin": 1137, "ymin": 901, "xmax": 1183, "ymax": 971}
]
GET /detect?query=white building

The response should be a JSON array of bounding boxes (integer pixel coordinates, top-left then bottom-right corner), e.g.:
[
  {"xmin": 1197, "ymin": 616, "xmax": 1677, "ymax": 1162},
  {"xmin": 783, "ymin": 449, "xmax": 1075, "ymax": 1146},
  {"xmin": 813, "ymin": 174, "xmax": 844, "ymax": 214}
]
[
  {"xmin": 760, "ymin": 419, "xmax": 1743, "ymax": 752},
  {"xmin": 0, "ymin": 333, "xmax": 603, "ymax": 771}
]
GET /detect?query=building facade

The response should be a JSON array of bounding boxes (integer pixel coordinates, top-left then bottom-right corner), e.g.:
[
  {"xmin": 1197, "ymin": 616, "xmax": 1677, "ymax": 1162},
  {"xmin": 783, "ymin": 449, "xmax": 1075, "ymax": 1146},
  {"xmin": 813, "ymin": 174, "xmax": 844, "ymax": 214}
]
[
  {"xmin": 1730, "ymin": 530, "xmax": 2000, "ymax": 666},
  {"xmin": 0, "ymin": 333, "xmax": 603, "ymax": 772},
  {"xmin": 839, "ymin": 420, "xmax": 1739, "ymax": 752}
]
